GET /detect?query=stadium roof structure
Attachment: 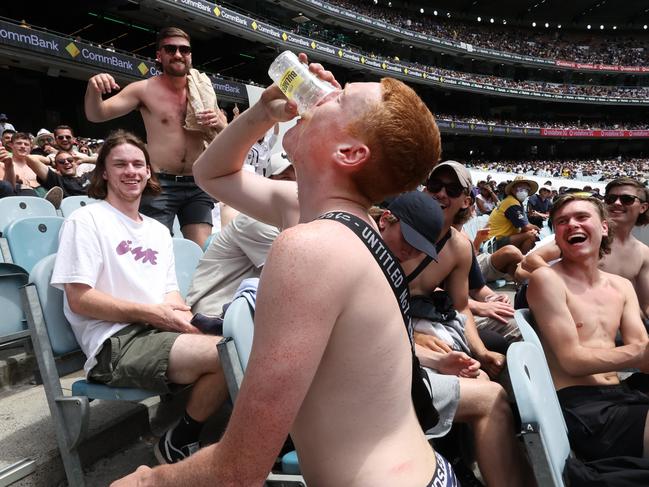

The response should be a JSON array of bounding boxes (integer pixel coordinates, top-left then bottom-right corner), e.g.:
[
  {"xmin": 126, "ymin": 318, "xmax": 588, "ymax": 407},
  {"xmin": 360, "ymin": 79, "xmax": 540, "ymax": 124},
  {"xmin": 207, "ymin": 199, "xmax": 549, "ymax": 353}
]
[{"xmin": 393, "ymin": 0, "xmax": 649, "ymax": 28}]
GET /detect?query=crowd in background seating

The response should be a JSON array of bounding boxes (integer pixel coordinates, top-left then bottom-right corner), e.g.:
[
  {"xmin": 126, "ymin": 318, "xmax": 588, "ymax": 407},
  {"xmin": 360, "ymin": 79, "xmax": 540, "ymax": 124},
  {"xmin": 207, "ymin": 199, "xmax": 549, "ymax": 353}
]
[
  {"xmin": 437, "ymin": 114, "xmax": 649, "ymax": 130},
  {"xmin": 329, "ymin": 0, "xmax": 649, "ymax": 66}
]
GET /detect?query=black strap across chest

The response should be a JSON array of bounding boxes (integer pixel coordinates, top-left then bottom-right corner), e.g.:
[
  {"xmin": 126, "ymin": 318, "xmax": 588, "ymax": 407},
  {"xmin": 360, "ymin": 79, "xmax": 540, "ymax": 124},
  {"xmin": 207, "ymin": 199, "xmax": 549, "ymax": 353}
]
[{"xmin": 319, "ymin": 211, "xmax": 439, "ymax": 431}]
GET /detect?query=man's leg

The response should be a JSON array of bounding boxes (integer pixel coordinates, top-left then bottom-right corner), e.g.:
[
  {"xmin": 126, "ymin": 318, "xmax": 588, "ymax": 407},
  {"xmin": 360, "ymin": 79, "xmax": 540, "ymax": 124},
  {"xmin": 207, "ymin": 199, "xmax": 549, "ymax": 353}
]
[
  {"xmin": 507, "ymin": 233, "xmax": 536, "ymax": 255},
  {"xmin": 490, "ymin": 245, "xmax": 524, "ymax": 278},
  {"xmin": 181, "ymin": 223, "xmax": 212, "ymax": 251},
  {"xmin": 455, "ymin": 379, "xmax": 535, "ymax": 487},
  {"xmin": 167, "ymin": 334, "xmax": 227, "ymax": 421}
]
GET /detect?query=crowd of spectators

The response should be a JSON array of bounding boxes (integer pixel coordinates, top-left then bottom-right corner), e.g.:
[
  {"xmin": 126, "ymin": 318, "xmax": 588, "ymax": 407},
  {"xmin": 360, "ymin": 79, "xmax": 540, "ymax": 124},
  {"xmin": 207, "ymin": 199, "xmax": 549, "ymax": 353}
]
[
  {"xmin": 465, "ymin": 158, "xmax": 649, "ymax": 182},
  {"xmin": 437, "ymin": 114, "xmax": 649, "ymax": 130},
  {"xmin": 329, "ymin": 0, "xmax": 649, "ymax": 66}
]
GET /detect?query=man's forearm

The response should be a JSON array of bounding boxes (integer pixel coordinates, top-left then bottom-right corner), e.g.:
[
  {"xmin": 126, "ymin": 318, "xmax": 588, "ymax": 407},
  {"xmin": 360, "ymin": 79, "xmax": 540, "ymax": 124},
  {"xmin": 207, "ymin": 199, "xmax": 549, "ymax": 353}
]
[
  {"xmin": 461, "ymin": 308, "xmax": 488, "ymax": 356},
  {"xmin": 84, "ymin": 89, "xmax": 107, "ymax": 123},
  {"xmin": 561, "ymin": 342, "xmax": 647, "ymax": 376},
  {"xmin": 69, "ymin": 286, "xmax": 157, "ymax": 324}
]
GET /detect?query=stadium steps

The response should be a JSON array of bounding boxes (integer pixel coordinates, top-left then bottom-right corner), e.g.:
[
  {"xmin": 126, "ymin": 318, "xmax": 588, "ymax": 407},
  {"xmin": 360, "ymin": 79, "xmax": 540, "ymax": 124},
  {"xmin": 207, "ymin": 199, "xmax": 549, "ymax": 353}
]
[{"xmin": 0, "ymin": 370, "xmax": 192, "ymax": 486}]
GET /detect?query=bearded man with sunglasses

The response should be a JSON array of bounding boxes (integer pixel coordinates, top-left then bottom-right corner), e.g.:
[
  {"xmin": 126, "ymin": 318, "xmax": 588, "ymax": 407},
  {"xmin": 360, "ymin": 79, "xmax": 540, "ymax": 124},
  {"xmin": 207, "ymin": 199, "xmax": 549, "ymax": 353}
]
[{"xmin": 85, "ymin": 27, "xmax": 227, "ymax": 249}]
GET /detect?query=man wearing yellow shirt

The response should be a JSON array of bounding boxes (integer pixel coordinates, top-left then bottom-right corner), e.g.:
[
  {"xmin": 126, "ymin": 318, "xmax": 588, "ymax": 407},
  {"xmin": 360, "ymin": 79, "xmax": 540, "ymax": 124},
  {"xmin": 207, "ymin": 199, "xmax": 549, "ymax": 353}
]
[{"xmin": 488, "ymin": 176, "xmax": 541, "ymax": 254}]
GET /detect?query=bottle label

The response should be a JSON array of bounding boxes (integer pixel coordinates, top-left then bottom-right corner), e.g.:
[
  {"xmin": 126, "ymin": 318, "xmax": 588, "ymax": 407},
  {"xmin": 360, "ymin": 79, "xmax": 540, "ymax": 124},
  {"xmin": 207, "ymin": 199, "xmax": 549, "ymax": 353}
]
[{"xmin": 279, "ymin": 67, "xmax": 304, "ymax": 100}]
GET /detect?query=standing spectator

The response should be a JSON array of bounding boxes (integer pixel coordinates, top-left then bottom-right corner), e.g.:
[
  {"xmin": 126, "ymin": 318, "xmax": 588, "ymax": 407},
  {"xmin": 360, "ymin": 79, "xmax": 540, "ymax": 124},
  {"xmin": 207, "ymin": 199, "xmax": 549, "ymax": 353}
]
[
  {"xmin": 527, "ymin": 184, "xmax": 553, "ymax": 228},
  {"xmin": 85, "ymin": 27, "xmax": 227, "ymax": 248}
]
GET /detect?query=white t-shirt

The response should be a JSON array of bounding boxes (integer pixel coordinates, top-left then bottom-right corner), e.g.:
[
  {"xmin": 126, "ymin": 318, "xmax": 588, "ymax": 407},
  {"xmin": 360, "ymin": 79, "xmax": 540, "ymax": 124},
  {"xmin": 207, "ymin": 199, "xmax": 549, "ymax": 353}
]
[{"xmin": 51, "ymin": 201, "xmax": 178, "ymax": 374}]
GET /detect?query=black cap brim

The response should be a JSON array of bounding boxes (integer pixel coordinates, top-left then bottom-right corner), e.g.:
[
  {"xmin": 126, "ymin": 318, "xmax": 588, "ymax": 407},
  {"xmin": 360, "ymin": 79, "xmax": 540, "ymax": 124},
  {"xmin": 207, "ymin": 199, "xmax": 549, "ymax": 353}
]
[{"xmin": 399, "ymin": 221, "xmax": 438, "ymax": 261}]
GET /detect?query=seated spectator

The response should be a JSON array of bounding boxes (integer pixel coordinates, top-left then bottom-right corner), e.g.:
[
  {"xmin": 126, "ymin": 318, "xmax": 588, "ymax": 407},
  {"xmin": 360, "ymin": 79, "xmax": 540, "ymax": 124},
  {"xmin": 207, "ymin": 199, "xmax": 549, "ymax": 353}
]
[
  {"xmin": 51, "ymin": 125, "xmax": 97, "ymax": 176},
  {"xmin": 1, "ymin": 129, "xmax": 15, "ymax": 150},
  {"xmin": 487, "ymin": 176, "xmax": 541, "ymax": 254},
  {"xmin": 527, "ymin": 184, "xmax": 553, "ymax": 228},
  {"xmin": 0, "ymin": 132, "xmax": 42, "ymax": 197},
  {"xmin": 475, "ymin": 180, "xmax": 499, "ymax": 216},
  {"xmin": 186, "ymin": 153, "xmax": 295, "ymax": 317},
  {"xmin": 25, "ymin": 151, "xmax": 94, "ymax": 202},
  {"xmin": 378, "ymin": 192, "xmax": 533, "ymax": 486},
  {"xmin": 527, "ymin": 193, "xmax": 649, "ymax": 464},
  {"xmin": 51, "ymin": 130, "xmax": 227, "ymax": 466},
  {"xmin": 32, "ymin": 129, "xmax": 57, "ymax": 157}
]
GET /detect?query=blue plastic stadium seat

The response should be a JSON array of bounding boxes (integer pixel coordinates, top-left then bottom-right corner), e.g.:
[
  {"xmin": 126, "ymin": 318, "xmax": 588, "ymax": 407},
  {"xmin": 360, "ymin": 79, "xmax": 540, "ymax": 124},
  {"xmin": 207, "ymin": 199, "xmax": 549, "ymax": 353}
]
[
  {"xmin": 60, "ymin": 196, "xmax": 98, "ymax": 218},
  {"xmin": 514, "ymin": 308, "xmax": 544, "ymax": 350},
  {"xmin": 0, "ymin": 263, "xmax": 29, "ymax": 347},
  {"xmin": 172, "ymin": 238, "xmax": 203, "ymax": 298},
  {"xmin": 0, "ymin": 196, "xmax": 57, "ymax": 235},
  {"xmin": 5, "ymin": 216, "xmax": 64, "ymax": 274},
  {"xmin": 508, "ymin": 341, "xmax": 571, "ymax": 487}
]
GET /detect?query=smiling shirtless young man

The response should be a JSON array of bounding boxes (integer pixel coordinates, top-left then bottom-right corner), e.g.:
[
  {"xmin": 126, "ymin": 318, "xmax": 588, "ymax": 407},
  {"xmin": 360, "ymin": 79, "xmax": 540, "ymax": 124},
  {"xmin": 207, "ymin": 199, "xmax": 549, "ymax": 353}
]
[
  {"xmin": 85, "ymin": 27, "xmax": 226, "ymax": 248},
  {"xmin": 527, "ymin": 193, "xmax": 649, "ymax": 462},
  {"xmin": 112, "ymin": 55, "xmax": 459, "ymax": 486}
]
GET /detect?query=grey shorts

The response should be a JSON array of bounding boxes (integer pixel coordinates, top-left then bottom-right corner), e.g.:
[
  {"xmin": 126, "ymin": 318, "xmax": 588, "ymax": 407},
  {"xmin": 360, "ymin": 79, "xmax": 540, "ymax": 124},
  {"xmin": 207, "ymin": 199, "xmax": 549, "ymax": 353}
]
[
  {"xmin": 89, "ymin": 324, "xmax": 180, "ymax": 393},
  {"xmin": 140, "ymin": 175, "xmax": 214, "ymax": 234},
  {"xmin": 476, "ymin": 252, "xmax": 507, "ymax": 282},
  {"xmin": 423, "ymin": 368, "xmax": 460, "ymax": 439}
]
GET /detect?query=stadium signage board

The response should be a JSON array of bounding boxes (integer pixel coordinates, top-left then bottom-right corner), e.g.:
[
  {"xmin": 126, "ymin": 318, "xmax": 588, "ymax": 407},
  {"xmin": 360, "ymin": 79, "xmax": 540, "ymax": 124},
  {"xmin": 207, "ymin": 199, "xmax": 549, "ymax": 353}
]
[
  {"xmin": 0, "ymin": 18, "xmax": 248, "ymax": 102},
  {"xmin": 436, "ymin": 121, "xmax": 649, "ymax": 138}
]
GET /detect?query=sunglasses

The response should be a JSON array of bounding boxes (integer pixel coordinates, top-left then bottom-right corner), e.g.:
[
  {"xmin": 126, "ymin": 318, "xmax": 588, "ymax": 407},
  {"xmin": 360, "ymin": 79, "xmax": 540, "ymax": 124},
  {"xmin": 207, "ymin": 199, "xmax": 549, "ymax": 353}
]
[
  {"xmin": 161, "ymin": 44, "xmax": 191, "ymax": 55},
  {"xmin": 56, "ymin": 157, "xmax": 75, "ymax": 164},
  {"xmin": 426, "ymin": 179, "xmax": 465, "ymax": 198},
  {"xmin": 56, "ymin": 135, "xmax": 72, "ymax": 140},
  {"xmin": 604, "ymin": 193, "xmax": 645, "ymax": 206}
]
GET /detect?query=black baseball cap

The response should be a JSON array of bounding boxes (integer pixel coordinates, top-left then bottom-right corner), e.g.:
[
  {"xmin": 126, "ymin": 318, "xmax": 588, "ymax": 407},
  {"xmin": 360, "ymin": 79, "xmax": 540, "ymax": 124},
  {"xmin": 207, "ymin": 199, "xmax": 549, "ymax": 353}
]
[{"xmin": 388, "ymin": 191, "xmax": 443, "ymax": 261}]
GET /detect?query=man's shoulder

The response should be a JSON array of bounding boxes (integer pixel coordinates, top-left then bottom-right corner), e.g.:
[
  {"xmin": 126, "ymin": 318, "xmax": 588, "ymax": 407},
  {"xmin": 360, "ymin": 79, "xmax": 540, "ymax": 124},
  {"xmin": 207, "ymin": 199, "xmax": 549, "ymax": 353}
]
[
  {"xmin": 274, "ymin": 219, "xmax": 361, "ymax": 251},
  {"xmin": 448, "ymin": 228, "xmax": 473, "ymax": 259}
]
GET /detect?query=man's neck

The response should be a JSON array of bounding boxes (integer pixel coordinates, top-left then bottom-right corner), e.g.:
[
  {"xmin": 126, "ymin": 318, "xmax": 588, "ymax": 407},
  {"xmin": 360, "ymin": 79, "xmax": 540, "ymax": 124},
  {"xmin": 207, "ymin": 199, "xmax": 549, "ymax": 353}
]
[
  {"xmin": 557, "ymin": 255, "xmax": 601, "ymax": 284},
  {"xmin": 105, "ymin": 194, "xmax": 142, "ymax": 222},
  {"xmin": 160, "ymin": 72, "xmax": 187, "ymax": 91},
  {"xmin": 12, "ymin": 155, "xmax": 26, "ymax": 164},
  {"xmin": 296, "ymin": 174, "xmax": 373, "ymax": 226},
  {"xmin": 611, "ymin": 220, "xmax": 634, "ymax": 243}
]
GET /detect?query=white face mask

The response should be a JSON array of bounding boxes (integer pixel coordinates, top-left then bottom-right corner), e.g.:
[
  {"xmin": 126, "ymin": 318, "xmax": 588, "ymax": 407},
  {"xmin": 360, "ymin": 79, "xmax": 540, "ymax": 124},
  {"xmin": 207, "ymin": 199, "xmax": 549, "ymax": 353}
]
[{"xmin": 515, "ymin": 189, "xmax": 529, "ymax": 201}]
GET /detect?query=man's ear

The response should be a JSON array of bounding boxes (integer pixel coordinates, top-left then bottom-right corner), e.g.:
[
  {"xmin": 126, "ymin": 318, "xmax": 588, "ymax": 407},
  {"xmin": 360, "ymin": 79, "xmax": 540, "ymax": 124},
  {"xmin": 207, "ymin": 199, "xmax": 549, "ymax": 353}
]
[
  {"xmin": 335, "ymin": 142, "xmax": 370, "ymax": 170},
  {"xmin": 602, "ymin": 218, "xmax": 609, "ymax": 237}
]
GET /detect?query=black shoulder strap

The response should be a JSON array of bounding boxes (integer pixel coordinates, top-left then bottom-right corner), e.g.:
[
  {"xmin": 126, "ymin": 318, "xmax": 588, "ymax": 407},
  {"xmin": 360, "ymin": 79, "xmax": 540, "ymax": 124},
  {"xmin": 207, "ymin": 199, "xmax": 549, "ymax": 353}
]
[
  {"xmin": 405, "ymin": 229, "xmax": 452, "ymax": 283},
  {"xmin": 319, "ymin": 211, "xmax": 439, "ymax": 431}
]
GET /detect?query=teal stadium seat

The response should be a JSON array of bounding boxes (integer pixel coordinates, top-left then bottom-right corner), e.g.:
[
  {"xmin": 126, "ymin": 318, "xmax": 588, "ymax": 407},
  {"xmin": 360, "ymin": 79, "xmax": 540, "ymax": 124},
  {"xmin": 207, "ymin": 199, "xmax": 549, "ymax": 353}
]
[
  {"xmin": 22, "ymin": 254, "xmax": 171, "ymax": 486},
  {"xmin": 514, "ymin": 308, "xmax": 544, "ymax": 350},
  {"xmin": 0, "ymin": 196, "xmax": 57, "ymax": 235},
  {"xmin": 59, "ymin": 195, "xmax": 98, "ymax": 218},
  {"xmin": 5, "ymin": 216, "xmax": 64, "ymax": 273},
  {"xmin": 507, "ymin": 341, "xmax": 572, "ymax": 487},
  {"xmin": 219, "ymin": 297, "xmax": 305, "ymax": 485},
  {"xmin": 0, "ymin": 263, "xmax": 29, "ymax": 348},
  {"xmin": 172, "ymin": 238, "xmax": 203, "ymax": 298}
]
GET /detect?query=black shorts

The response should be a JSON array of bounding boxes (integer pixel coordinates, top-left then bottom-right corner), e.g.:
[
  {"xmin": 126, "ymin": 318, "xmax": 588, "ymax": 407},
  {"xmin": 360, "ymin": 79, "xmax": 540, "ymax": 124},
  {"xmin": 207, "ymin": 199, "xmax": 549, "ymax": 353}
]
[
  {"xmin": 425, "ymin": 452, "xmax": 459, "ymax": 487},
  {"xmin": 140, "ymin": 174, "xmax": 214, "ymax": 234},
  {"xmin": 557, "ymin": 378, "xmax": 649, "ymax": 461}
]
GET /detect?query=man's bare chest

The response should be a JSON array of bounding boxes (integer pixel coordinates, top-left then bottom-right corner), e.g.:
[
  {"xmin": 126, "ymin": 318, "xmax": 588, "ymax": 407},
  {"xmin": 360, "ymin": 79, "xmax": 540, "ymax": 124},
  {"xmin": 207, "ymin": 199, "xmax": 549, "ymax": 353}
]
[
  {"xmin": 565, "ymin": 285, "xmax": 624, "ymax": 339},
  {"xmin": 140, "ymin": 91, "xmax": 187, "ymax": 126},
  {"xmin": 601, "ymin": 245, "xmax": 642, "ymax": 284}
]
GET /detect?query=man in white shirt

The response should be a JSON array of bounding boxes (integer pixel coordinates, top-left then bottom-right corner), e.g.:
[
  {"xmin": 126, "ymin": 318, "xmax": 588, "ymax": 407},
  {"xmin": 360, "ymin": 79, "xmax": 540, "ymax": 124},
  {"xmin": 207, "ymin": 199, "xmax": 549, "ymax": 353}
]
[{"xmin": 51, "ymin": 130, "xmax": 227, "ymax": 465}]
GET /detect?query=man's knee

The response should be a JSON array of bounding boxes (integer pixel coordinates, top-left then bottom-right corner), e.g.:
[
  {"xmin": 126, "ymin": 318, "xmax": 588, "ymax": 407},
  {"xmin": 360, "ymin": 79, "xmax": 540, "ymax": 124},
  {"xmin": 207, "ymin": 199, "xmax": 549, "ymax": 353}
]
[{"xmin": 499, "ymin": 245, "xmax": 523, "ymax": 262}]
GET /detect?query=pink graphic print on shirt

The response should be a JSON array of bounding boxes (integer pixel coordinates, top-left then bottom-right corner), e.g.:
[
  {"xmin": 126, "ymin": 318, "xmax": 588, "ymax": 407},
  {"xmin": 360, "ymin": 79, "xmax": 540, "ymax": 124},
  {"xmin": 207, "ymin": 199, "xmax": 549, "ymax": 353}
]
[{"xmin": 116, "ymin": 240, "xmax": 158, "ymax": 265}]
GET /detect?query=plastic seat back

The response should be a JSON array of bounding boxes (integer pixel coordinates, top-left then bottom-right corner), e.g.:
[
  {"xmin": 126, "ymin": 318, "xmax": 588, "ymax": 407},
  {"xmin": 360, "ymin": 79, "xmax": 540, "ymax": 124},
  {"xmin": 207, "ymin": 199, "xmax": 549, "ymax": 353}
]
[
  {"xmin": 508, "ymin": 342, "xmax": 570, "ymax": 487},
  {"xmin": 0, "ymin": 196, "xmax": 57, "ymax": 235},
  {"xmin": 515, "ymin": 308, "xmax": 543, "ymax": 350},
  {"xmin": 60, "ymin": 196, "xmax": 97, "ymax": 218},
  {"xmin": 172, "ymin": 238, "xmax": 203, "ymax": 298},
  {"xmin": 222, "ymin": 297, "xmax": 255, "ymax": 370},
  {"xmin": 29, "ymin": 254, "xmax": 80, "ymax": 356},
  {"xmin": 0, "ymin": 263, "xmax": 29, "ymax": 342},
  {"xmin": 5, "ymin": 216, "xmax": 64, "ymax": 274}
]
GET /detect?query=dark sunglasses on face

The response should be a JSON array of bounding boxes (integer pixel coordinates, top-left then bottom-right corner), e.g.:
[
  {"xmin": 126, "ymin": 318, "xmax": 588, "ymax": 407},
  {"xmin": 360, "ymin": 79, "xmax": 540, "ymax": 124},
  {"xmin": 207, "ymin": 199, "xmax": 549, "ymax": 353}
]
[
  {"xmin": 56, "ymin": 135, "xmax": 72, "ymax": 140},
  {"xmin": 427, "ymin": 179, "xmax": 465, "ymax": 198},
  {"xmin": 56, "ymin": 157, "xmax": 75, "ymax": 164},
  {"xmin": 161, "ymin": 44, "xmax": 191, "ymax": 55},
  {"xmin": 604, "ymin": 193, "xmax": 645, "ymax": 206}
]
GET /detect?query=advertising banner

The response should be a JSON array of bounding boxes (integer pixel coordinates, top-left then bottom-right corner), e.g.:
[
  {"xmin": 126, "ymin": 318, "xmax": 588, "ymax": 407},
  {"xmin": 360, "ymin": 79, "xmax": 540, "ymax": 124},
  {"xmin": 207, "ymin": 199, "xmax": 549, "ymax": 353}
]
[{"xmin": 0, "ymin": 18, "xmax": 248, "ymax": 102}]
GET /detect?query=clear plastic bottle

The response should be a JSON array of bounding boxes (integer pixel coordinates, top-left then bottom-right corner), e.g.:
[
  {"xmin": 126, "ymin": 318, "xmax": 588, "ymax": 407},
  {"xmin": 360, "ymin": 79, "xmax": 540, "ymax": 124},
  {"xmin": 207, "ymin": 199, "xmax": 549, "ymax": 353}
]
[{"xmin": 268, "ymin": 50, "xmax": 336, "ymax": 114}]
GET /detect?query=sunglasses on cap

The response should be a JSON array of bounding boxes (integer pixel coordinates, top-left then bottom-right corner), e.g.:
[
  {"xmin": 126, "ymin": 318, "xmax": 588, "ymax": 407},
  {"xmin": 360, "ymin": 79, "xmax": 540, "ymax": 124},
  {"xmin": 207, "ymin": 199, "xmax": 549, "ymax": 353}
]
[
  {"xmin": 161, "ymin": 44, "xmax": 191, "ymax": 55},
  {"xmin": 56, "ymin": 135, "xmax": 72, "ymax": 140},
  {"xmin": 604, "ymin": 193, "xmax": 645, "ymax": 206},
  {"xmin": 426, "ymin": 178, "xmax": 465, "ymax": 198},
  {"xmin": 56, "ymin": 157, "xmax": 75, "ymax": 164}
]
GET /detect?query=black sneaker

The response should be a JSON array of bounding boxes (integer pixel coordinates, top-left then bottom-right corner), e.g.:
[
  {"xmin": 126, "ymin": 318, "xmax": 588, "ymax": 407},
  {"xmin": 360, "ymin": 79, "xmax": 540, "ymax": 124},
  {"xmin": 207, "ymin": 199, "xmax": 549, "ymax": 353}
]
[
  {"xmin": 44, "ymin": 186, "xmax": 63, "ymax": 209},
  {"xmin": 153, "ymin": 429, "xmax": 200, "ymax": 464}
]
